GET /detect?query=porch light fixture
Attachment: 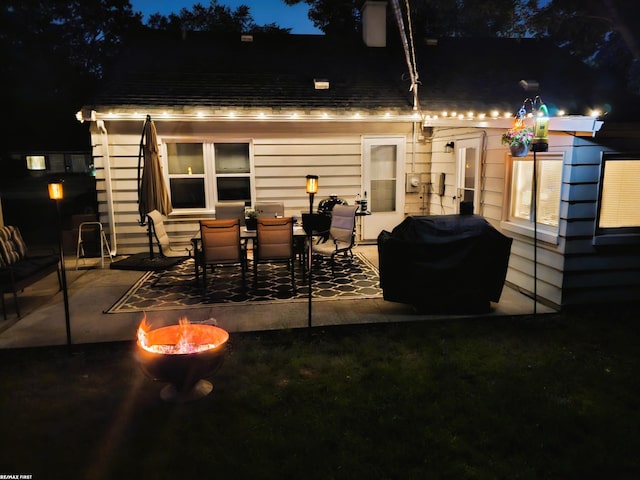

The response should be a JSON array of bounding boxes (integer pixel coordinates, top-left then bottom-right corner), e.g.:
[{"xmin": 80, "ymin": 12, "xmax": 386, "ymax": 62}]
[
  {"xmin": 445, "ymin": 141, "xmax": 455, "ymax": 153},
  {"xmin": 48, "ymin": 180, "xmax": 71, "ymax": 345}
]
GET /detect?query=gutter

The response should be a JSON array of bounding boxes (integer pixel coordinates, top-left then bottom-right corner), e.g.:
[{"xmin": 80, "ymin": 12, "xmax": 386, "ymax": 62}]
[
  {"xmin": 97, "ymin": 120, "xmax": 117, "ymax": 255},
  {"xmin": 423, "ymin": 115, "xmax": 603, "ymax": 135}
]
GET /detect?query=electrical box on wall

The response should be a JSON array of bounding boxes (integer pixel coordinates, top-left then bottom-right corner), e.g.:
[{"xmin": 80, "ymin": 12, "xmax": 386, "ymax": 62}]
[
  {"xmin": 406, "ymin": 173, "xmax": 420, "ymax": 193},
  {"xmin": 437, "ymin": 172, "xmax": 446, "ymax": 196}
]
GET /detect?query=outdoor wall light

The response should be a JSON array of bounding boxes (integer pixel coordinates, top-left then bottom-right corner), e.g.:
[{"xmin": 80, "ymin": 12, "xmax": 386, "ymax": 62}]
[{"xmin": 445, "ymin": 141, "xmax": 455, "ymax": 153}]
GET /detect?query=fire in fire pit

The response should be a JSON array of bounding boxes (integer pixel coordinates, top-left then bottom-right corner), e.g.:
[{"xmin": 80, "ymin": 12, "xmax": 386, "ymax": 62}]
[{"xmin": 136, "ymin": 316, "xmax": 229, "ymax": 402}]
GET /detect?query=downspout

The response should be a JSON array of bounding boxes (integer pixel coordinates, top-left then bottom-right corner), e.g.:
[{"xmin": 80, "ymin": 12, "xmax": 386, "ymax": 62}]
[{"xmin": 97, "ymin": 120, "xmax": 117, "ymax": 255}]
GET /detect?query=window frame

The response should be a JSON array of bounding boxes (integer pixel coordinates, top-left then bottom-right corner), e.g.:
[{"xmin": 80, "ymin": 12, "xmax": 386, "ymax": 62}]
[
  {"xmin": 160, "ymin": 138, "xmax": 255, "ymax": 215},
  {"xmin": 501, "ymin": 151, "xmax": 564, "ymax": 245},
  {"xmin": 593, "ymin": 152, "xmax": 640, "ymax": 246}
]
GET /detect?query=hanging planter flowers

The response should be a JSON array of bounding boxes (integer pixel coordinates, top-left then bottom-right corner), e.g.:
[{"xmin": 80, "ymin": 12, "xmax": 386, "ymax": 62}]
[
  {"xmin": 502, "ymin": 107, "xmax": 533, "ymax": 156},
  {"xmin": 502, "ymin": 126, "xmax": 533, "ymax": 156}
]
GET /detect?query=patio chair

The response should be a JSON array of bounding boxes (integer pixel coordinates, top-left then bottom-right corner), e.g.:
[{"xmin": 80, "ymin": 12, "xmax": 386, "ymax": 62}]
[
  {"xmin": 312, "ymin": 204, "xmax": 358, "ymax": 275},
  {"xmin": 199, "ymin": 219, "xmax": 246, "ymax": 288},
  {"xmin": 146, "ymin": 210, "xmax": 191, "ymax": 258},
  {"xmin": 215, "ymin": 201, "xmax": 247, "ymax": 226},
  {"xmin": 253, "ymin": 217, "xmax": 296, "ymax": 292},
  {"xmin": 255, "ymin": 202, "xmax": 285, "ymax": 218}
]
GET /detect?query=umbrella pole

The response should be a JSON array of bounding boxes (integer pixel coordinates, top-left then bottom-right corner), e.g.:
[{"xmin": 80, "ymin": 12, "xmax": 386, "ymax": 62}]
[{"xmin": 147, "ymin": 221, "xmax": 154, "ymax": 260}]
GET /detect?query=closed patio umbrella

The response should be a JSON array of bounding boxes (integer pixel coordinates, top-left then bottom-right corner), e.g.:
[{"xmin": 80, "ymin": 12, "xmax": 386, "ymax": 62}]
[{"xmin": 138, "ymin": 115, "xmax": 172, "ymax": 258}]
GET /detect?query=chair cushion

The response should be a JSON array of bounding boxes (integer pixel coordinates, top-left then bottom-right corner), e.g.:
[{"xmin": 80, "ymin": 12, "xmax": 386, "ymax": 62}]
[
  {"xmin": 8, "ymin": 226, "xmax": 28, "ymax": 258},
  {"xmin": 0, "ymin": 226, "xmax": 24, "ymax": 266},
  {"xmin": 313, "ymin": 241, "xmax": 340, "ymax": 255},
  {"xmin": 5, "ymin": 256, "xmax": 58, "ymax": 281}
]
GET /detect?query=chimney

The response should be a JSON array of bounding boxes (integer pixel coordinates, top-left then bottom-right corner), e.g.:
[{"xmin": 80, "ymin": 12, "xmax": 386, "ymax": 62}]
[{"xmin": 362, "ymin": 1, "xmax": 387, "ymax": 47}]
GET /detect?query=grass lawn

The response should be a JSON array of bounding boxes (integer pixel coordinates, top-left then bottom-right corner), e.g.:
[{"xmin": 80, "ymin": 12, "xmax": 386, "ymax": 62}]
[{"xmin": 1, "ymin": 308, "xmax": 639, "ymax": 479}]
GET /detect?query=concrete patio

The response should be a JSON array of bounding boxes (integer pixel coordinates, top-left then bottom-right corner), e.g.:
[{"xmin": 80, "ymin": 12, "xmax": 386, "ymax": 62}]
[{"xmin": 0, "ymin": 245, "xmax": 554, "ymax": 349}]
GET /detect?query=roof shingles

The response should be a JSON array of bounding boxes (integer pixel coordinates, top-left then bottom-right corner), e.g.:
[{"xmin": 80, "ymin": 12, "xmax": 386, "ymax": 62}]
[{"xmin": 89, "ymin": 31, "xmax": 636, "ymax": 119}]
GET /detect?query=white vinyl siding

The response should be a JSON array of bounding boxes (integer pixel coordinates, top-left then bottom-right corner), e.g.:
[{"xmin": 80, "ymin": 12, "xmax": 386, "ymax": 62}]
[{"xmin": 91, "ymin": 120, "xmax": 412, "ymax": 254}]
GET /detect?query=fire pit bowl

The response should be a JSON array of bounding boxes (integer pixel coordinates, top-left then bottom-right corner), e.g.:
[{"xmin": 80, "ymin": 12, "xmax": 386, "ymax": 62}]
[{"xmin": 136, "ymin": 319, "xmax": 229, "ymax": 402}]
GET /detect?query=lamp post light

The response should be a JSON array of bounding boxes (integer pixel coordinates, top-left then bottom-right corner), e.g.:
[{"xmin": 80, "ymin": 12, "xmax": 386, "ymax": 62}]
[
  {"xmin": 48, "ymin": 181, "xmax": 71, "ymax": 345},
  {"xmin": 306, "ymin": 175, "xmax": 318, "ymax": 214},
  {"xmin": 305, "ymin": 175, "xmax": 319, "ymax": 328}
]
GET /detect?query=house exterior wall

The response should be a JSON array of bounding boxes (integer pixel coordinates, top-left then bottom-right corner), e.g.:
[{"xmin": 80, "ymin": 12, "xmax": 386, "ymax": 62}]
[
  {"xmin": 560, "ymin": 136, "xmax": 640, "ymax": 307},
  {"xmin": 428, "ymin": 127, "xmax": 571, "ymax": 309},
  {"xmin": 426, "ymin": 125, "xmax": 640, "ymax": 310},
  {"xmin": 89, "ymin": 119, "xmax": 419, "ymax": 254},
  {"xmin": 500, "ymin": 134, "xmax": 576, "ymax": 309},
  {"xmin": 89, "ymin": 116, "xmax": 639, "ymax": 309}
]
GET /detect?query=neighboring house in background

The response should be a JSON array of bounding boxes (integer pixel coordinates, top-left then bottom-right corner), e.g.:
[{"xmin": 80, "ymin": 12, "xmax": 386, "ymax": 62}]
[
  {"xmin": 78, "ymin": 1, "xmax": 640, "ymax": 309},
  {"xmin": 0, "ymin": 150, "xmax": 96, "ymax": 248}
]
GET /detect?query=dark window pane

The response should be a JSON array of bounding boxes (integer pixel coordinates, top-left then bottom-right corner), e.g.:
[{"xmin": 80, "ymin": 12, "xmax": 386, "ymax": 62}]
[
  {"xmin": 215, "ymin": 143, "xmax": 250, "ymax": 173},
  {"xmin": 170, "ymin": 178, "xmax": 205, "ymax": 208},
  {"xmin": 217, "ymin": 177, "xmax": 250, "ymax": 201}
]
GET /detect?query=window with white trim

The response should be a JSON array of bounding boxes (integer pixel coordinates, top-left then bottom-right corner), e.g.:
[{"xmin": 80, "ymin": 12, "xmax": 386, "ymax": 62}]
[
  {"xmin": 594, "ymin": 153, "xmax": 640, "ymax": 245},
  {"xmin": 164, "ymin": 141, "xmax": 253, "ymax": 211},
  {"xmin": 505, "ymin": 152, "xmax": 563, "ymax": 238}
]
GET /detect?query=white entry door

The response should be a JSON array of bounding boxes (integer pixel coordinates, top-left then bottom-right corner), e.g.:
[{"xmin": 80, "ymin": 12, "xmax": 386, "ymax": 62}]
[
  {"xmin": 362, "ymin": 136, "xmax": 406, "ymax": 240},
  {"xmin": 455, "ymin": 138, "xmax": 482, "ymax": 214}
]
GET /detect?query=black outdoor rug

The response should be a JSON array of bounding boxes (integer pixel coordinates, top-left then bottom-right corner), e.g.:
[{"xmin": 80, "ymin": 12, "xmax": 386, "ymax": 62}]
[
  {"xmin": 105, "ymin": 253, "xmax": 382, "ymax": 313},
  {"xmin": 110, "ymin": 253, "xmax": 187, "ymax": 271}
]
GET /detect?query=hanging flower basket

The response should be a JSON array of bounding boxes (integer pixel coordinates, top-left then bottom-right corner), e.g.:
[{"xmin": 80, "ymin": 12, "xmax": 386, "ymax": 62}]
[
  {"xmin": 509, "ymin": 143, "xmax": 529, "ymax": 157},
  {"xmin": 502, "ymin": 126, "xmax": 533, "ymax": 157}
]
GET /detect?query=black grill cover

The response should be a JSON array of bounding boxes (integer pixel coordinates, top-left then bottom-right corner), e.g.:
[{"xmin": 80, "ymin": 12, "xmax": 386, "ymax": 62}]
[{"xmin": 377, "ymin": 215, "xmax": 512, "ymax": 312}]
